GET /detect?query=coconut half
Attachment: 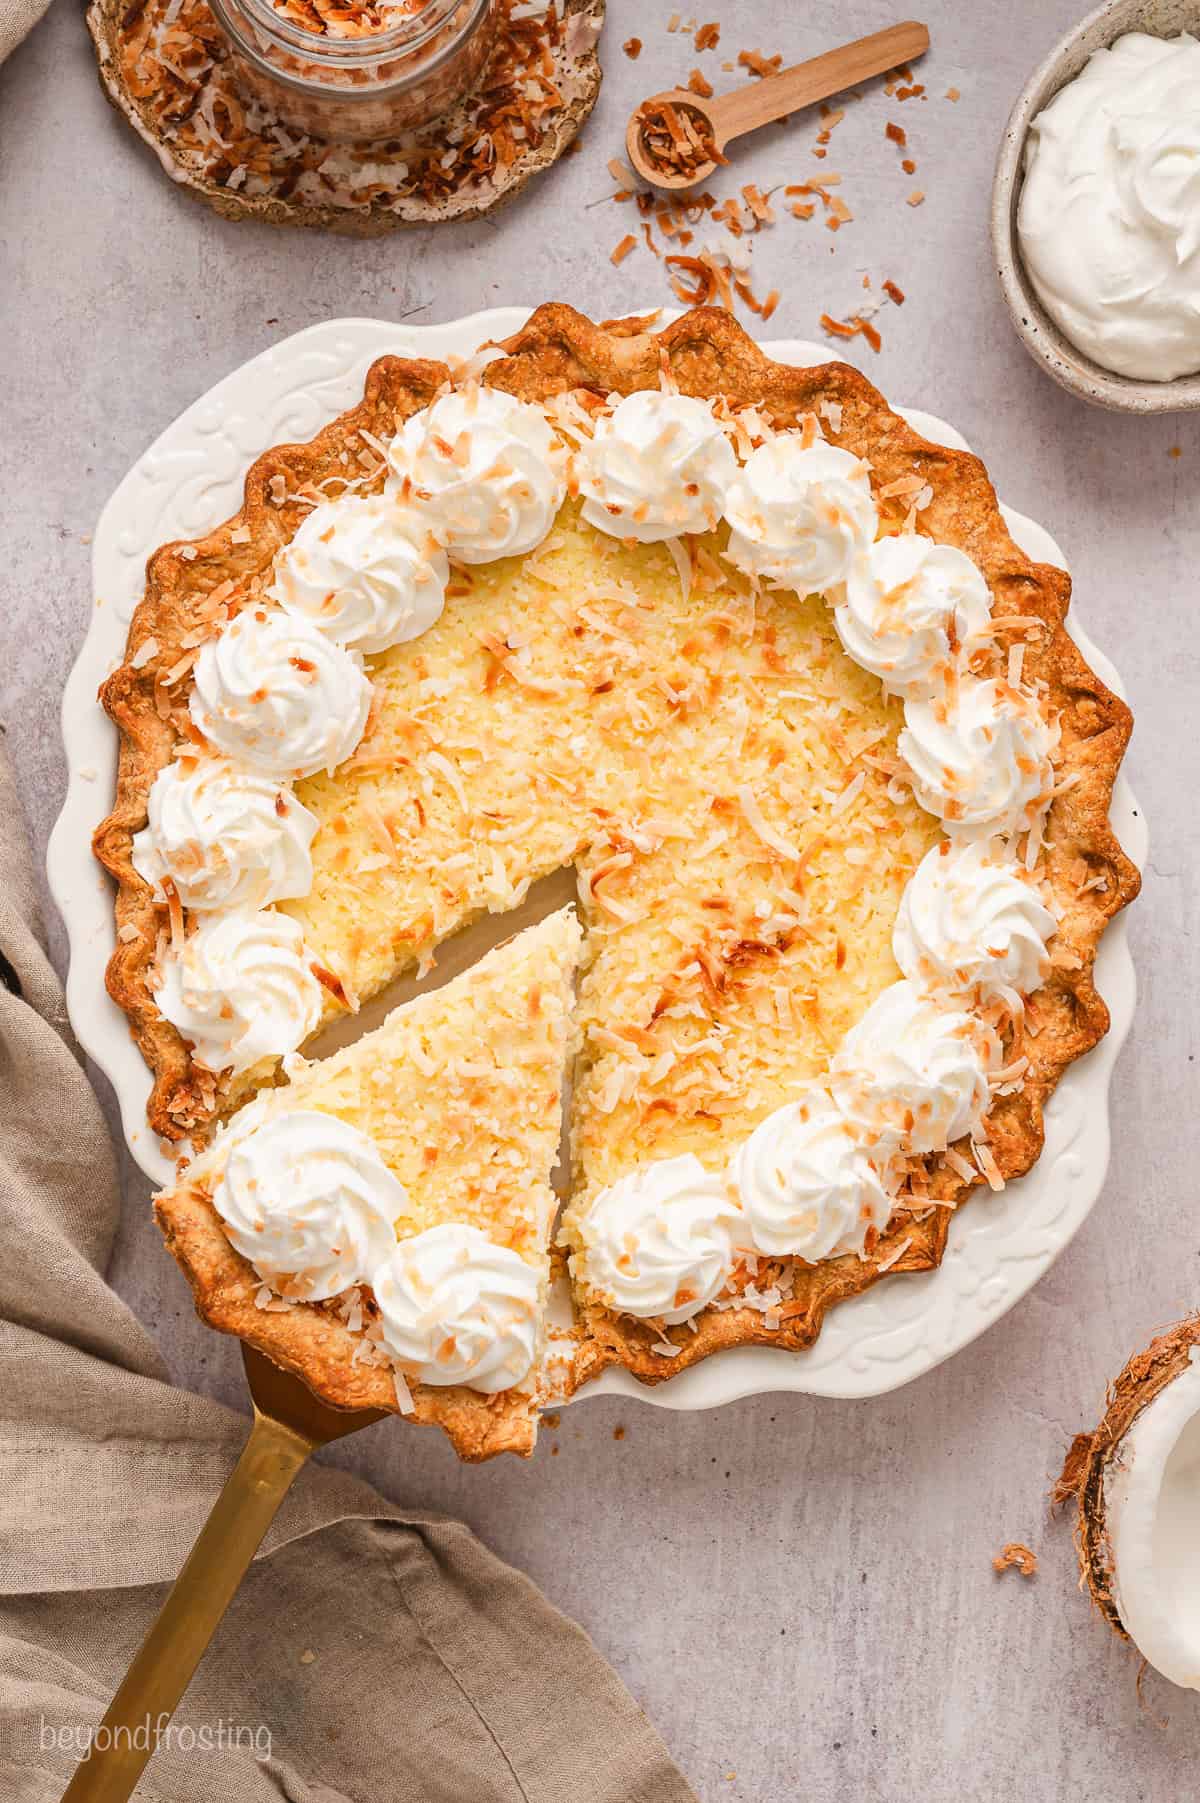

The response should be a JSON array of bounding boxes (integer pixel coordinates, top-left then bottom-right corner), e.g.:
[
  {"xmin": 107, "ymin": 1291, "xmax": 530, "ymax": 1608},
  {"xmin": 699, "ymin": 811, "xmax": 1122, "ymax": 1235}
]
[{"xmin": 1055, "ymin": 1315, "xmax": 1200, "ymax": 1690}]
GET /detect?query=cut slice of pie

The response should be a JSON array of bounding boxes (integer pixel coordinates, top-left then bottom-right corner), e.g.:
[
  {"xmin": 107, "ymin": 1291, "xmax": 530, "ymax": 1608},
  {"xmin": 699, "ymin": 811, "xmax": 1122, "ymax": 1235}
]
[{"xmin": 154, "ymin": 907, "xmax": 582, "ymax": 1460}]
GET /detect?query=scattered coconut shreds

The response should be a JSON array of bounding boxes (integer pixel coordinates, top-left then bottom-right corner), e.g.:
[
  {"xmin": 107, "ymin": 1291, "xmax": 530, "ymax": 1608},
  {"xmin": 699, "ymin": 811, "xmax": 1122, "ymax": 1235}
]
[
  {"xmin": 110, "ymin": 0, "xmax": 589, "ymax": 220},
  {"xmin": 820, "ymin": 311, "xmax": 882, "ymax": 353},
  {"xmin": 946, "ymin": 86, "xmax": 960, "ymax": 101},
  {"xmin": 605, "ymin": 45, "xmax": 953, "ymax": 328},
  {"xmin": 611, "ymin": 233, "xmax": 638, "ymax": 265},
  {"xmin": 993, "ymin": 1542, "xmax": 1038, "ymax": 1579},
  {"xmin": 737, "ymin": 48, "xmax": 782, "ymax": 78},
  {"xmin": 623, "ymin": 35, "xmax": 642, "ymax": 57}
]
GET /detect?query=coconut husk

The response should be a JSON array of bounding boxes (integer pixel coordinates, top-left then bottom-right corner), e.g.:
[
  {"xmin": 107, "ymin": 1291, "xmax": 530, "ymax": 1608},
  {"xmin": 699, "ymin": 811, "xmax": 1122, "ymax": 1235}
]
[
  {"xmin": 1054, "ymin": 1315, "xmax": 1200, "ymax": 1639},
  {"xmin": 86, "ymin": 0, "xmax": 604, "ymax": 236}
]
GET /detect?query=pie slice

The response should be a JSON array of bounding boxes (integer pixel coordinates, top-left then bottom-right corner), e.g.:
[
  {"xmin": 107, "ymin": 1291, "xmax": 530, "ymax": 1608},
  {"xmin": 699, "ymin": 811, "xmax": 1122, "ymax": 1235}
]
[{"xmin": 154, "ymin": 908, "xmax": 582, "ymax": 1460}]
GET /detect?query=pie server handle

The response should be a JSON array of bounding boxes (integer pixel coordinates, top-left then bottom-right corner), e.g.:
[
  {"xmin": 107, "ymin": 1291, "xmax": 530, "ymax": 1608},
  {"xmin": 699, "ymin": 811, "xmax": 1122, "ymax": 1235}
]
[{"xmin": 58, "ymin": 1405, "xmax": 315, "ymax": 1802}]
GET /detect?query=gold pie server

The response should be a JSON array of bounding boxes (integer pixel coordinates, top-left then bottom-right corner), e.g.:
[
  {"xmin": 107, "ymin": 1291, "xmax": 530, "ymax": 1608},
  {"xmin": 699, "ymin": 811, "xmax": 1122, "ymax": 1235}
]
[{"xmin": 60, "ymin": 1346, "xmax": 386, "ymax": 1802}]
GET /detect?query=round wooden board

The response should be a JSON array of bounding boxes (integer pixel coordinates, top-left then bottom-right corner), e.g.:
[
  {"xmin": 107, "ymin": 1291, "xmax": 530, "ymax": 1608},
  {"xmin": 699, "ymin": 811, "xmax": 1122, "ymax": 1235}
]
[{"xmin": 86, "ymin": 0, "xmax": 604, "ymax": 236}]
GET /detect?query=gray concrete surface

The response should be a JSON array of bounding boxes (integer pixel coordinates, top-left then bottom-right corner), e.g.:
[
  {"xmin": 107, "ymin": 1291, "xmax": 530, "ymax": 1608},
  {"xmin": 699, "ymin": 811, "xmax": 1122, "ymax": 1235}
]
[{"xmin": 3, "ymin": 2, "xmax": 1199, "ymax": 1797}]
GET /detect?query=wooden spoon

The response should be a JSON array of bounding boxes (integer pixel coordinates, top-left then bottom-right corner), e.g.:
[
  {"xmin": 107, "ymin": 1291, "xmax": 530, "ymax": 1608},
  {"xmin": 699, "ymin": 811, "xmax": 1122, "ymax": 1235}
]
[
  {"xmin": 59, "ymin": 1346, "xmax": 387, "ymax": 1802},
  {"xmin": 626, "ymin": 20, "xmax": 931, "ymax": 191}
]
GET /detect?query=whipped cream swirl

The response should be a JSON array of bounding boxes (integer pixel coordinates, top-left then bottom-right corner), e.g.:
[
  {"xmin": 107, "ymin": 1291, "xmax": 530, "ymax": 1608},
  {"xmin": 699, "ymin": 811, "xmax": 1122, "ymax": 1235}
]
[
  {"xmin": 269, "ymin": 495, "xmax": 449, "ymax": 655},
  {"xmin": 132, "ymin": 755, "xmax": 317, "ymax": 912},
  {"xmin": 578, "ymin": 390, "xmax": 737, "ymax": 543},
  {"xmin": 835, "ymin": 534, "xmax": 992, "ymax": 698},
  {"xmin": 210, "ymin": 1107, "xmax": 403, "ymax": 1301},
  {"xmin": 894, "ymin": 839, "xmax": 1057, "ymax": 998},
  {"xmin": 574, "ymin": 1155, "xmax": 743, "ymax": 1325},
  {"xmin": 372, "ymin": 1222, "xmax": 540, "ymax": 1393},
  {"xmin": 190, "ymin": 607, "xmax": 372, "ymax": 781},
  {"xmin": 732, "ymin": 1088, "xmax": 894, "ymax": 1260},
  {"xmin": 154, "ymin": 908, "xmax": 322, "ymax": 1074},
  {"xmin": 723, "ymin": 438, "xmax": 878, "ymax": 590},
  {"xmin": 900, "ymin": 678, "xmax": 1056, "ymax": 836},
  {"xmin": 831, "ymin": 979, "xmax": 1001, "ymax": 1155},
  {"xmin": 387, "ymin": 387, "xmax": 566, "ymax": 562},
  {"xmin": 1018, "ymin": 33, "xmax": 1200, "ymax": 382}
]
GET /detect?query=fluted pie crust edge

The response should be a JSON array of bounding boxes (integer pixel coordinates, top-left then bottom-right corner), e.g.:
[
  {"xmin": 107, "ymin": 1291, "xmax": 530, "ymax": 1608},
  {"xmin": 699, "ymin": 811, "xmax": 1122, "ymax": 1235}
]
[{"xmin": 95, "ymin": 306, "xmax": 1139, "ymax": 1447}]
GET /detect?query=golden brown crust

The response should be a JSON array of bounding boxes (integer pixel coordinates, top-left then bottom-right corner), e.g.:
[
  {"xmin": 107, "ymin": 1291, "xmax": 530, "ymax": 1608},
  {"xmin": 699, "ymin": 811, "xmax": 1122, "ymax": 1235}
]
[
  {"xmin": 155, "ymin": 1179, "xmax": 538, "ymax": 1461},
  {"xmin": 96, "ymin": 304, "xmax": 1138, "ymax": 1434},
  {"xmin": 1052, "ymin": 1317, "xmax": 1200, "ymax": 1641}
]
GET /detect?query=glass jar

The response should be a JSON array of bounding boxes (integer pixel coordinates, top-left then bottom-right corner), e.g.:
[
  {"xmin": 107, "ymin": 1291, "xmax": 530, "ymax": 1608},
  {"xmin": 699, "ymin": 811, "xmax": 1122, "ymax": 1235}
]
[{"xmin": 208, "ymin": 0, "xmax": 497, "ymax": 143}]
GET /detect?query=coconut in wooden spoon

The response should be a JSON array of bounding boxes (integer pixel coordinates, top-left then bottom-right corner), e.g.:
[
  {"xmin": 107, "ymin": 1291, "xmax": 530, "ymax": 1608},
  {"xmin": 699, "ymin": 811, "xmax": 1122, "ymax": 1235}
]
[{"xmin": 626, "ymin": 20, "xmax": 930, "ymax": 191}]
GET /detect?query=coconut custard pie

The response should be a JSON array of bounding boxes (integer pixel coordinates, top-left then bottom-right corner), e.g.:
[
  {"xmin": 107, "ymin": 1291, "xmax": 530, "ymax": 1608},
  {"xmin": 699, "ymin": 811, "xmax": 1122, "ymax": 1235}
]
[{"xmin": 95, "ymin": 306, "xmax": 1138, "ymax": 1458}]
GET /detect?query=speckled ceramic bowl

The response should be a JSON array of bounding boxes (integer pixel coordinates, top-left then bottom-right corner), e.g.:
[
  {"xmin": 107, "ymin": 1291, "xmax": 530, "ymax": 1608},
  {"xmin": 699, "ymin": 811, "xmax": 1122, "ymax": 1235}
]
[{"xmin": 992, "ymin": 0, "xmax": 1200, "ymax": 414}]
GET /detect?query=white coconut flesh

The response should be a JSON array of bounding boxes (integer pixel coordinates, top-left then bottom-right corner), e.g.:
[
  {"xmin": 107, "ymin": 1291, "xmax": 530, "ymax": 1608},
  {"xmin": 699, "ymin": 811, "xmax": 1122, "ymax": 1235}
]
[{"xmin": 1105, "ymin": 1354, "xmax": 1200, "ymax": 1691}]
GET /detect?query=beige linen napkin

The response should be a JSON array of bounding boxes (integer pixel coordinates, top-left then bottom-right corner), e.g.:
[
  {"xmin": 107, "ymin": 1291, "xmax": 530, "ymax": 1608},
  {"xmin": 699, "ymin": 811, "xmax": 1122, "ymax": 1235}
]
[
  {"xmin": 0, "ymin": 739, "xmax": 695, "ymax": 1803},
  {"xmin": 0, "ymin": 0, "xmax": 50, "ymax": 65}
]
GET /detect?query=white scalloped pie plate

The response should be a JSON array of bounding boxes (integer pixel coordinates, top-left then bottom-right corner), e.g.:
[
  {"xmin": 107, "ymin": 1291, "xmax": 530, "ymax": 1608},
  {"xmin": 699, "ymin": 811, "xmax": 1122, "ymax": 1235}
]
[{"xmin": 46, "ymin": 309, "xmax": 1145, "ymax": 1410}]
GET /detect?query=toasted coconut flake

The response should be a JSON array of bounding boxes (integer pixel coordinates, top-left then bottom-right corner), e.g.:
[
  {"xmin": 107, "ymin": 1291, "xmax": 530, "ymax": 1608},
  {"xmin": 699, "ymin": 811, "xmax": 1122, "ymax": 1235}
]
[{"xmin": 993, "ymin": 1542, "xmax": 1038, "ymax": 1579}]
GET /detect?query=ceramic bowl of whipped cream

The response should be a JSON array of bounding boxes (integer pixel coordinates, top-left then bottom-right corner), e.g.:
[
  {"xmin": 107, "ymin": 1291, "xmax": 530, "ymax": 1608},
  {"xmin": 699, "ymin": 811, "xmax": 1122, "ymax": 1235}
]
[{"xmin": 993, "ymin": 0, "xmax": 1200, "ymax": 412}]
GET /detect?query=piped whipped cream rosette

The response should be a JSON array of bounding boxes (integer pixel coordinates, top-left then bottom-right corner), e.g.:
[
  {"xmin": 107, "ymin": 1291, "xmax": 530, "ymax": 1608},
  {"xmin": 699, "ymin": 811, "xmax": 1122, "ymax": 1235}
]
[
  {"xmin": 209, "ymin": 1107, "xmax": 403, "ymax": 1302},
  {"xmin": 732, "ymin": 1087, "xmax": 896, "ymax": 1261},
  {"xmin": 154, "ymin": 908, "xmax": 323, "ymax": 1074},
  {"xmin": 571, "ymin": 1155, "xmax": 746, "ymax": 1325},
  {"xmin": 372, "ymin": 1222, "xmax": 541, "ymax": 1393},
  {"xmin": 268, "ymin": 493, "xmax": 449, "ymax": 655},
  {"xmin": 132, "ymin": 754, "xmax": 317, "ymax": 912},
  {"xmin": 723, "ymin": 437, "xmax": 879, "ymax": 590},
  {"xmin": 899, "ymin": 677, "xmax": 1057, "ymax": 838},
  {"xmin": 189, "ymin": 605, "xmax": 373, "ymax": 781},
  {"xmin": 834, "ymin": 534, "xmax": 993, "ymax": 699},
  {"xmin": 576, "ymin": 390, "xmax": 738, "ymax": 543},
  {"xmin": 387, "ymin": 386, "xmax": 567, "ymax": 562},
  {"xmin": 830, "ymin": 978, "xmax": 1002, "ymax": 1157},
  {"xmin": 204, "ymin": 1110, "xmax": 546, "ymax": 1391},
  {"xmin": 894, "ymin": 839, "xmax": 1058, "ymax": 1000}
]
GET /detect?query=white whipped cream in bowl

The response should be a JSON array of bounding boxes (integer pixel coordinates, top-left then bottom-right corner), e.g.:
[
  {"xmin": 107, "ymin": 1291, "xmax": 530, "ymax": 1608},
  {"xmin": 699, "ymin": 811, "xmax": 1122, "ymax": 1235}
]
[
  {"xmin": 1018, "ymin": 32, "xmax": 1200, "ymax": 382},
  {"xmin": 132, "ymin": 754, "xmax": 317, "ymax": 912},
  {"xmin": 387, "ymin": 386, "xmax": 566, "ymax": 562},
  {"xmin": 269, "ymin": 494, "xmax": 448, "ymax": 654},
  {"xmin": 723, "ymin": 437, "xmax": 878, "ymax": 591},
  {"xmin": 372, "ymin": 1222, "xmax": 540, "ymax": 1393},
  {"xmin": 577, "ymin": 390, "xmax": 737, "ymax": 542},
  {"xmin": 210, "ymin": 1106, "xmax": 403, "ymax": 1302}
]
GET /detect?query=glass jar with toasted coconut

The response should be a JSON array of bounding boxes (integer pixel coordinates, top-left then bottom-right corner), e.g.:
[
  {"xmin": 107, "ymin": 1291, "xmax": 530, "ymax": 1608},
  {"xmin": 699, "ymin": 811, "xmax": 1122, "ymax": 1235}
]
[{"xmin": 207, "ymin": 0, "xmax": 497, "ymax": 143}]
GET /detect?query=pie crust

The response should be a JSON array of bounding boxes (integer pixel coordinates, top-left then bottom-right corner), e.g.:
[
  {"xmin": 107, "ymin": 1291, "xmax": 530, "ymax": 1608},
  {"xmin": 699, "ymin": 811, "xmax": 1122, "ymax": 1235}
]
[{"xmin": 94, "ymin": 306, "xmax": 1139, "ymax": 1442}]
